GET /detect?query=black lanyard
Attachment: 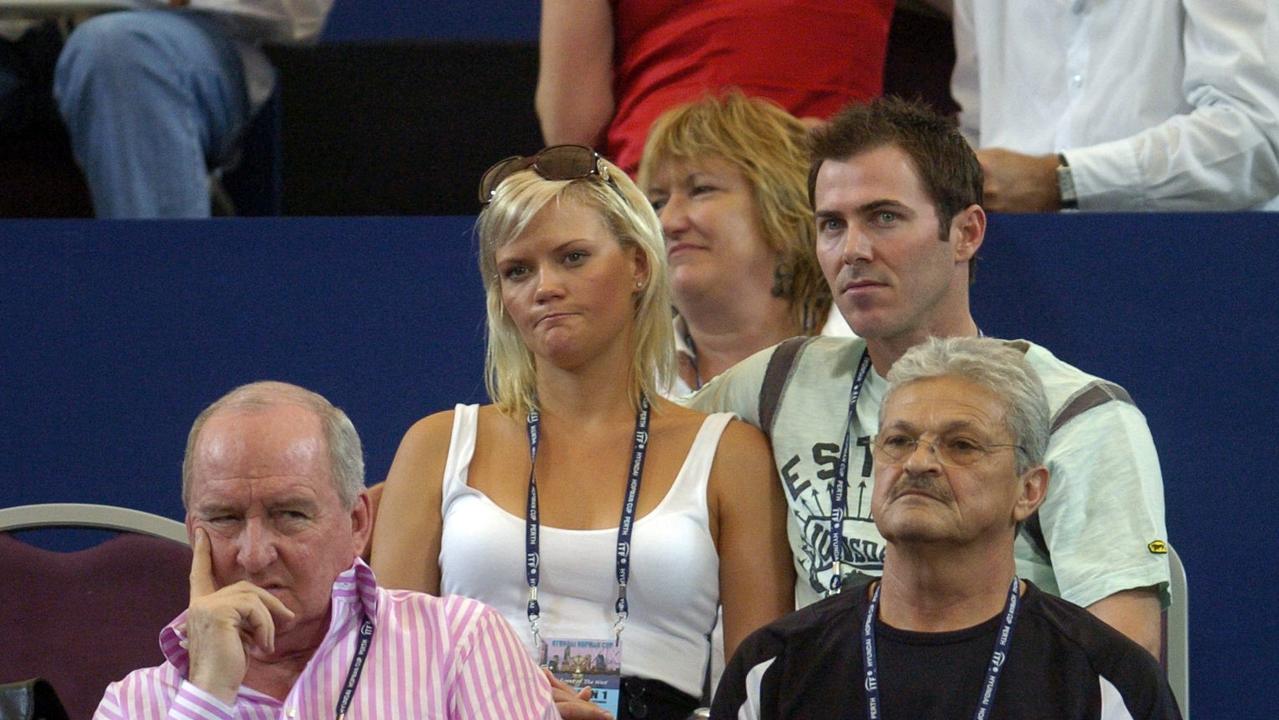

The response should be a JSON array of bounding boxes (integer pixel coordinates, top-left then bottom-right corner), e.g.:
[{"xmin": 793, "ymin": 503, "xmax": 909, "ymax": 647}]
[
  {"xmin": 862, "ymin": 576, "xmax": 1022, "ymax": 719},
  {"xmin": 524, "ymin": 395, "xmax": 652, "ymax": 646},
  {"xmin": 334, "ymin": 615, "xmax": 374, "ymax": 720},
  {"xmin": 830, "ymin": 350, "xmax": 873, "ymax": 592}
]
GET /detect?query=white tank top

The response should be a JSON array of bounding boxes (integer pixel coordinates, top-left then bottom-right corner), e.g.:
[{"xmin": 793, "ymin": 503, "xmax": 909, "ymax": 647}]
[{"xmin": 439, "ymin": 404, "xmax": 731, "ymax": 697}]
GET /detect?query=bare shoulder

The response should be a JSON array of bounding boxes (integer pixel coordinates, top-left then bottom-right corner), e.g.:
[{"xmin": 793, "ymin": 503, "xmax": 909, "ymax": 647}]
[
  {"xmin": 374, "ymin": 409, "xmax": 464, "ymax": 593},
  {"xmin": 475, "ymin": 403, "xmax": 511, "ymax": 425},
  {"xmin": 398, "ymin": 408, "xmax": 457, "ymax": 456},
  {"xmin": 653, "ymin": 399, "xmax": 771, "ymax": 463},
  {"xmin": 713, "ymin": 418, "xmax": 774, "ymax": 480},
  {"xmin": 721, "ymin": 416, "xmax": 767, "ymax": 468},
  {"xmin": 706, "ymin": 417, "xmax": 781, "ymax": 543},
  {"xmin": 720, "ymin": 416, "xmax": 769, "ymax": 448},
  {"xmin": 473, "ymin": 403, "xmax": 526, "ymax": 445},
  {"xmin": 639, "ymin": 396, "xmax": 695, "ymax": 427},
  {"xmin": 384, "ymin": 408, "xmax": 462, "ymax": 494},
  {"xmin": 651, "ymin": 396, "xmax": 713, "ymax": 425},
  {"xmin": 410, "ymin": 407, "xmax": 457, "ymax": 435}
]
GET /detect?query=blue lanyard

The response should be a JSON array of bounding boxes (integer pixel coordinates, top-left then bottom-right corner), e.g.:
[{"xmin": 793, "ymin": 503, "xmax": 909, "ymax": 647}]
[
  {"xmin": 334, "ymin": 615, "xmax": 374, "ymax": 720},
  {"xmin": 830, "ymin": 350, "xmax": 873, "ymax": 592},
  {"xmin": 524, "ymin": 395, "xmax": 652, "ymax": 646},
  {"xmin": 862, "ymin": 576, "xmax": 1022, "ymax": 720}
]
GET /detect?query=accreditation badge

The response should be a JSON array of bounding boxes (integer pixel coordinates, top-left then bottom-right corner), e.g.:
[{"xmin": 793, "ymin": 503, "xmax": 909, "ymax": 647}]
[{"xmin": 539, "ymin": 637, "xmax": 622, "ymax": 716}]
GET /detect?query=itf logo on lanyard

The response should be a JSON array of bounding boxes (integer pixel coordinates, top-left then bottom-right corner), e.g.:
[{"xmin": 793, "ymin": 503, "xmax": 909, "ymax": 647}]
[{"xmin": 523, "ymin": 395, "xmax": 652, "ymax": 717}]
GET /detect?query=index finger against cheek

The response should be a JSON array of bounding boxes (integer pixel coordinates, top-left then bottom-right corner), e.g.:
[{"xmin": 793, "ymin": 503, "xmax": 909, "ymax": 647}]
[{"xmin": 189, "ymin": 527, "xmax": 218, "ymax": 600}]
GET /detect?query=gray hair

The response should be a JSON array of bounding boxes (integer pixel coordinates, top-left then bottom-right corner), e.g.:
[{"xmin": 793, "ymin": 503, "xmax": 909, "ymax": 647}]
[
  {"xmin": 881, "ymin": 337, "xmax": 1049, "ymax": 474},
  {"xmin": 181, "ymin": 381, "xmax": 365, "ymax": 510}
]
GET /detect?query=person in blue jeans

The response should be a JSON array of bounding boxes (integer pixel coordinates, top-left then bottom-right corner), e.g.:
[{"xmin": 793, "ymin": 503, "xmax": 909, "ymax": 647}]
[{"xmin": 0, "ymin": 2, "xmax": 330, "ymax": 218}]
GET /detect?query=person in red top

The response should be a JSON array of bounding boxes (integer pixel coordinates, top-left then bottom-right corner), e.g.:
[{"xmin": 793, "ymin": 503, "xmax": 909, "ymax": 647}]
[{"xmin": 537, "ymin": 0, "xmax": 894, "ymax": 175}]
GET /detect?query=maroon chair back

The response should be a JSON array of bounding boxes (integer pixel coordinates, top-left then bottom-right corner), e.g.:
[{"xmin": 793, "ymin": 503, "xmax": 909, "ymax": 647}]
[{"xmin": 0, "ymin": 532, "xmax": 191, "ymax": 720}]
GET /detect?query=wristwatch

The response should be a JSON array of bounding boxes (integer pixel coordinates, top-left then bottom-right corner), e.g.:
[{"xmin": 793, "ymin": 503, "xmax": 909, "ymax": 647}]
[{"xmin": 1056, "ymin": 153, "xmax": 1078, "ymax": 210}]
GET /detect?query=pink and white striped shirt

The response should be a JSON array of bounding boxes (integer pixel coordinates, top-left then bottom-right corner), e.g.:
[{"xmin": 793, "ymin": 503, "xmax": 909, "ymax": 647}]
[{"xmin": 94, "ymin": 560, "xmax": 557, "ymax": 720}]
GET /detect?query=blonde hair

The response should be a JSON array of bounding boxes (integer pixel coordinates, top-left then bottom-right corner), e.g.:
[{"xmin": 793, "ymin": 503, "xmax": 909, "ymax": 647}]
[
  {"xmin": 638, "ymin": 90, "xmax": 831, "ymax": 333},
  {"xmin": 475, "ymin": 159, "xmax": 675, "ymax": 417}
]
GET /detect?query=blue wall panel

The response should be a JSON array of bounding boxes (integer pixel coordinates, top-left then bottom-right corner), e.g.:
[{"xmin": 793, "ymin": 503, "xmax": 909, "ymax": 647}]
[
  {"xmin": 3, "ymin": 213, "xmax": 1276, "ymax": 716},
  {"xmin": 972, "ymin": 214, "xmax": 1279, "ymax": 717},
  {"xmin": 322, "ymin": 1, "xmax": 539, "ymax": 42},
  {"xmin": 2, "ymin": 217, "xmax": 487, "ymax": 521}
]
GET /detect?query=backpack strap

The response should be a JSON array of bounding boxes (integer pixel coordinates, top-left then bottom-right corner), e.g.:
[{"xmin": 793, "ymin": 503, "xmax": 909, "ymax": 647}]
[
  {"xmin": 1022, "ymin": 375, "xmax": 1136, "ymax": 560},
  {"xmin": 757, "ymin": 336, "xmax": 810, "ymax": 436}
]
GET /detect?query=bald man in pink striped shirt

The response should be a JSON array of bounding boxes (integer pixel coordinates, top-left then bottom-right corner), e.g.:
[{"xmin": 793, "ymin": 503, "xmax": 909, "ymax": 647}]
[{"xmin": 94, "ymin": 381, "xmax": 556, "ymax": 720}]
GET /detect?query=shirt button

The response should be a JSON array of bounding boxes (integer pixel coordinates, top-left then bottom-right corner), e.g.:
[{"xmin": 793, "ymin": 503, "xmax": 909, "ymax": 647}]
[
  {"xmin": 286, "ymin": 710, "xmax": 296, "ymax": 718},
  {"xmin": 1071, "ymin": 74, "xmax": 1083, "ymax": 88}
]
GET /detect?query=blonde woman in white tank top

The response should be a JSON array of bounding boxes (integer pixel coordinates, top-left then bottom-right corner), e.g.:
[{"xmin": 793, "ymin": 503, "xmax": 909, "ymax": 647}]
[{"xmin": 370, "ymin": 147, "xmax": 794, "ymax": 720}]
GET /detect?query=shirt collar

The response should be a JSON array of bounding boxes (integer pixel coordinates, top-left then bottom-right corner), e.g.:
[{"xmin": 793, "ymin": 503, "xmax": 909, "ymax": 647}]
[
  {"xmin": 158, "ymin": 558, "xmax": 380, "ymax": 674},
  {"xmin": 673, "ymin": 314, "xmax": 696, "ymax": 362}
]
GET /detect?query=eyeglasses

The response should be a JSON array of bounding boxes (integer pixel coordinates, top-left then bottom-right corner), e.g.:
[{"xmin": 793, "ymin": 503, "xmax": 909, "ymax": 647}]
[
  {"xmin": 477, "ymin": 144, "xmax": 620, "ymax": 206},
  {"xmin": 871, "ymin": 433, "xmax": 1024, "ymax": 468}
]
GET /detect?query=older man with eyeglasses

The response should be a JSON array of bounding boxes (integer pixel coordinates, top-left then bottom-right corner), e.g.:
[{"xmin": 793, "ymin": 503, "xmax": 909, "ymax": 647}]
[{"xmin": 711, "ymin": 336, "xmax": 1182, "ymax": 719}]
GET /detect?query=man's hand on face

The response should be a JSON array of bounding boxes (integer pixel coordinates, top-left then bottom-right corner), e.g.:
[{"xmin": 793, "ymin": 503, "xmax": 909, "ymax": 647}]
[
  {"xmin": 976, "ymin": 148, "xmax": 1062, "ymax": 213},
  {"xmin": 185, "ymin": 528, "xmax": 295, "ymax": 706}
]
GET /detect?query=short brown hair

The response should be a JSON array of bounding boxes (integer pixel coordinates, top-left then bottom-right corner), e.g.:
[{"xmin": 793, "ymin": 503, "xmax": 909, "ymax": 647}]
[
  {"xmin": 639, "ymin": 91, "xmax": 831, "ymax": 334},
  {"xmin": 809, "ymin": 97, "xmax": 983, "ymax": 239}
]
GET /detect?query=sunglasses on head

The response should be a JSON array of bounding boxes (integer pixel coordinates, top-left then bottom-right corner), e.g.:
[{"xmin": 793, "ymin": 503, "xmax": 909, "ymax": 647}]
[{"xmin": 478, "ymin": 144, "xmax": 621, "ymax": 206}]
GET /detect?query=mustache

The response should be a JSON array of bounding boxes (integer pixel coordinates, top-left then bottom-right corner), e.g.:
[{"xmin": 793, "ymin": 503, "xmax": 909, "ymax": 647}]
[{"xmin": 891, "ymin": 472, "xmax": 952, "ymax": 502}]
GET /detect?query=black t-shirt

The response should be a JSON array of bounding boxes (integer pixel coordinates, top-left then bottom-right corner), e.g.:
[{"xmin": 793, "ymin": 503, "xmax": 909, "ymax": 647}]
[{"xmin": 711, "ymin": 581, "xmax": 1181, "ymax": 719}]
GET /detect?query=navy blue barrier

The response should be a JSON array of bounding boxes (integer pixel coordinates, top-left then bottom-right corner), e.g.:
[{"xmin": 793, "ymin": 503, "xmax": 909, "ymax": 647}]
[
  {"xmin": 2, "ymin": 213, "xmax": 1276, "ymax": 715},
  {"xmin": 2, "ymin": 217, "xmax": 487, "ymax": 520},
  {"xmin": 322, "ymin": 2, "xmax": 537, "ymax": 42}
]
